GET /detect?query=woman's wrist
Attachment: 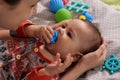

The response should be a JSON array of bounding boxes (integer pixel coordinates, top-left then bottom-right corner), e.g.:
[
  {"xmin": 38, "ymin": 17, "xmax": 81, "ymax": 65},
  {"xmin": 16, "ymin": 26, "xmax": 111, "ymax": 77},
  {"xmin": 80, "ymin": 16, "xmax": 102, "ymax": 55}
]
[{"xmin": 60, "ymin": 62, "xmax": 87, "ymax": 80}]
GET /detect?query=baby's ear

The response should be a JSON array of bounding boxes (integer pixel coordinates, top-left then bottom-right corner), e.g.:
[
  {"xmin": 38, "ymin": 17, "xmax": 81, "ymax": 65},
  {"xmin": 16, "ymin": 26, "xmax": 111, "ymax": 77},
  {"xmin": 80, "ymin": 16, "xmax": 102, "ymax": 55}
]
[{"xmin": 73, "ymin": 52, "xmax": 83, "ymax": 62}]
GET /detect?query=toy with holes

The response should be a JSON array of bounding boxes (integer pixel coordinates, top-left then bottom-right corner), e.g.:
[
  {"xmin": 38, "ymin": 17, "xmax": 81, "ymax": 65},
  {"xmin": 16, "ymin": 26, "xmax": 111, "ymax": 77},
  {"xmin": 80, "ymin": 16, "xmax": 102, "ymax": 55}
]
[
  {"xmin": 66, "ymin": 0, "xmax": 90, "ymax": 13},
  {"xmin": 50, "ymin": 30, "xmax": 58, "ymax": 44},
  {"xmin": 101, "ymin": 55, "xmax": 120, "ymax": 75}
]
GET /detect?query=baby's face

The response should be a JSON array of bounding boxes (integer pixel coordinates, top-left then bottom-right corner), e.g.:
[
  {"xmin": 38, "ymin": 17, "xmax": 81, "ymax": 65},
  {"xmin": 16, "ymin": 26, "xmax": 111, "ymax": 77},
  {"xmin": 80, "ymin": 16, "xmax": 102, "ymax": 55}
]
[{"xmin": 45, "ymin": 19, "xmax": 90, "ymax": 59}]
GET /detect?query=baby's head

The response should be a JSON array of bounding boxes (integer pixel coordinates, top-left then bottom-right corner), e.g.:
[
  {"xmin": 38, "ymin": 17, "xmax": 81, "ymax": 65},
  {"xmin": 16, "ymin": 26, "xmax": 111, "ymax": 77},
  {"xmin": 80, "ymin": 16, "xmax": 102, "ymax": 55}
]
[{"xmin": 45, "ymin": 19, "xmax": 102, "ymax": 61}]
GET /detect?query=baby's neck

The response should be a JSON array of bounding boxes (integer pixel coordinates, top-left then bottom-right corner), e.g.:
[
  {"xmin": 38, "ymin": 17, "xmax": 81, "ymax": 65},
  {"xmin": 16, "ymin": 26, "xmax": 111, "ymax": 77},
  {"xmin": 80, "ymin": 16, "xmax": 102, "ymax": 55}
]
[{"xmin": 39, "ymin": 45, "xmax": 55, "ymax": 61}]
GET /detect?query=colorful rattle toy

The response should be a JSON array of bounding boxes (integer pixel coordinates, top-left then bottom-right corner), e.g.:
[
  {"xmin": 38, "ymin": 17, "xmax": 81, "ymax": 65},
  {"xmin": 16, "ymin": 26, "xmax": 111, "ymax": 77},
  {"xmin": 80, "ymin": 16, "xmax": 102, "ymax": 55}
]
[
  {"xmin": 49, "ymin": 0, "xmax": 64, "ymax": 13},
  {"xmin": 65, "ymin": 0, "xmax": 93, "ymax": 22},
  {"xmin": 49, "ymin": 0, "xmax": 71, "ymax": 22},
  {"xmin": 79, "ymin": 11, "xmax": 93, "ymax": 22},
  {"xmin": 49, "ymin": 0, "xmax": 93, "ymax": 22},
  {"xmin": 101, "ymin": 55, "xmax": 120, "ymax": 75},
  {"xmin": 62, "ymin": 0, "xmax": 69, "ymax": 5},
  {"xmin": 50, "ymin": 30, "xmax": 58, "ymax": 44},
  {"xmin": 55, "ymin": 8, "xmax": 72, "ymax": 22}
]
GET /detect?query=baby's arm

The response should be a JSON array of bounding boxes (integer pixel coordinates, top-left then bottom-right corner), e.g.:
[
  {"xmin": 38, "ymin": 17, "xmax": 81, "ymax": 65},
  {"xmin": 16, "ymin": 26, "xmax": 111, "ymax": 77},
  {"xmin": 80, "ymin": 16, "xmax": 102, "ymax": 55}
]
[
  {"xmin": 0, "ymin": 30, "xmax": 11, "ymax": 39},
  {"xmin": 27, "ymin": 53, "xmax": 73, "ymax": 80},
  {"xmin": 60, "ymin": 39, "xmax": 107, "ymax": 80}
]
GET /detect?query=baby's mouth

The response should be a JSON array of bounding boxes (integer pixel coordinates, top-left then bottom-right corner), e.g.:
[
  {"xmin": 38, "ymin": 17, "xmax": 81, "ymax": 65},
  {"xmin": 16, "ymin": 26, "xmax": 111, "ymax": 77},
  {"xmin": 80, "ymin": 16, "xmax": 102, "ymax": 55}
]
[{"xmin": 50, "ymin": 30, "xmax": 59, "ymax": 44}]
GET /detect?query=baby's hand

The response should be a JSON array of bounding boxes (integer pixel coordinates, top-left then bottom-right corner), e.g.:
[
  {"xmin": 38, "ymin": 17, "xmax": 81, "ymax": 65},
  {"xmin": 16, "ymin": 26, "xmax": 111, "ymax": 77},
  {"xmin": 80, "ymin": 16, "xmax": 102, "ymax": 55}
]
[{"xmin": 38, "ymin": 53, "xmax": 73, "ymax": 76}]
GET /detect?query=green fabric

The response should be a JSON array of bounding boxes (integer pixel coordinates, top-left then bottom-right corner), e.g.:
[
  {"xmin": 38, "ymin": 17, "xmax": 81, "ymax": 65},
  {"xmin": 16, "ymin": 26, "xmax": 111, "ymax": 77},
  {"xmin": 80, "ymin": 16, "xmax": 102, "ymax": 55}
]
[{"xmin": 101, "ymin": 0, "xmax": 120, "ymax": 11}]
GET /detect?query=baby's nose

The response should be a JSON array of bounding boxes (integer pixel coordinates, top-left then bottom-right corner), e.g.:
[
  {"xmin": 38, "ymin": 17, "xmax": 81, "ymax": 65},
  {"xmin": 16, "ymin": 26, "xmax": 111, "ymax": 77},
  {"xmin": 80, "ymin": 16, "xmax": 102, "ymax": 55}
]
[{"xmin": 57, "ymin": 28, "xmax": 65, "ymax": 35}]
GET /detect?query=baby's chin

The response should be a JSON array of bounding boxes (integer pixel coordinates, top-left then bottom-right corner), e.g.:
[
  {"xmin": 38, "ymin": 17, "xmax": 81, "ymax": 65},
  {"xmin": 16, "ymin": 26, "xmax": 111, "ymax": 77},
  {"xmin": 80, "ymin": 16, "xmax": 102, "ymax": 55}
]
[
  {"xmin": 44, "ymin": 43, "xmax": 57, "ymax": 55},
  {"xmin": 44, "ymin": 43, "xmax": 67, "ymax": 59}
]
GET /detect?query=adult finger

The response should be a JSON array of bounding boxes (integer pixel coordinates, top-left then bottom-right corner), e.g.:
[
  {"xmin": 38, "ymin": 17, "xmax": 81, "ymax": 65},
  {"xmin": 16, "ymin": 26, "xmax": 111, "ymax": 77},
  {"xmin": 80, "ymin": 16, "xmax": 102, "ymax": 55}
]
[
  {"xmin": 99, "ymin": 51, "xmax": 107, "ymax": 66},
  {"xmin": 101, "ymin": 37, "xmax": 108, "ymax": 47},
  {"xmin": 94, "ymin": 43, "xmax": 106, "ymax": 57},
  {"xmin": 47, "ymin": 26, "xmax": 54, "ymax": 35},
  {"xmin": 43, "ymin": 30, "xmax": 50, "ymax": 43},
  {"xmin": 45, "ymin": 27, "xmax": 53, "ymax": 41},
  {"xmin": 51, "ymin": 20, "xmax": 69, "ymax": 29}
]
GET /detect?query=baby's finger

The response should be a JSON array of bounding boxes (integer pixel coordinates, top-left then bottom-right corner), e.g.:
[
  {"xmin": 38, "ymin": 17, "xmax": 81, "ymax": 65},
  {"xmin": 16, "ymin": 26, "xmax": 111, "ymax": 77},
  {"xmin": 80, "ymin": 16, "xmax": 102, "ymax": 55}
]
[
  {"xmin": 57, "ymin": 58, "xmax": 62, "ymax": 67},
  {"xmin": 57, "ymin": 59, "xmax": 64, "ymax": 73},
  {"xmin": 54, "ymin": 53, "xmax": 60, "ymax": 61},
  {"xmin": 61, "ymin": 53, "xmax": 73, "ymax": 70}
]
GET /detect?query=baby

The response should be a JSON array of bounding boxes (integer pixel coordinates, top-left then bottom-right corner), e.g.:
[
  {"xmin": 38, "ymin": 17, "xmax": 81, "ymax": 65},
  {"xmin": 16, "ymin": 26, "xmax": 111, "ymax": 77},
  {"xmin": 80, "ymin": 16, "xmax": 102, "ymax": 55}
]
[{"xmin": 28, "ymin": 19, "xmax": 102, "ymax": 80}]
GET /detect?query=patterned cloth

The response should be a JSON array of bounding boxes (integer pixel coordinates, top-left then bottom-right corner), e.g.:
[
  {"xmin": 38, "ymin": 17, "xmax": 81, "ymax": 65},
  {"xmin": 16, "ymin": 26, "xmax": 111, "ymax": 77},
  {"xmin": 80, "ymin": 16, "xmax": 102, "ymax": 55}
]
[{"xmin": 0, "ymin": 38, "xmax": 58, "ymax": 80}]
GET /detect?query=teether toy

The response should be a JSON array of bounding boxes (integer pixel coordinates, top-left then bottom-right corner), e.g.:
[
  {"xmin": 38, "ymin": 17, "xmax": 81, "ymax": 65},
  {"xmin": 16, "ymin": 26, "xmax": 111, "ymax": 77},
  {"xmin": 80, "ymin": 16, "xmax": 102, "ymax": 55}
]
[
  {"xmin": 49, "ymin": 0, "xmax": 64, "ymax": 13},
  {"xmin": 55, "ymin": 8, "xmax": 72, "ymax": 22},
  {"xmin": 102, "ymin": 55, "xmax": 120, "ymax": 75},
  {"xmin": 81, "ymin": 11, "xmax": 93, "ymax": 22},
  {"xmin": 66, "ymin": 0, "xmax": 90, "ymax": 13},
  {"xmin": 50, "ymin": 30, "xmax": 58, "ymax": 44}
]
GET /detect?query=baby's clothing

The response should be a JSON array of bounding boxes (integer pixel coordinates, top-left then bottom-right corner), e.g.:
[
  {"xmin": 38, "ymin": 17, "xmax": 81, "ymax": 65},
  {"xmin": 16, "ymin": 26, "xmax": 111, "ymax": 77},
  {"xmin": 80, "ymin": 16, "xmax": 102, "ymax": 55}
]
[{"xmin": 0, "ymin": 21, "xmax": 59, "ymax": 80}]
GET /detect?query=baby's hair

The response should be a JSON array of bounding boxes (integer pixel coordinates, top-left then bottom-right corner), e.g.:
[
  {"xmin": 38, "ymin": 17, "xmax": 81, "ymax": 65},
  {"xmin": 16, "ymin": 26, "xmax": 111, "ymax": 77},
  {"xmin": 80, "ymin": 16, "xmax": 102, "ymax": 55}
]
[
  {"xmin": 4, "ymin": 0, "xmax": 21, "ymax": 5},
  {"xmin": 79, "ymin": 20, "xmax": 102, "ymax": 55}
]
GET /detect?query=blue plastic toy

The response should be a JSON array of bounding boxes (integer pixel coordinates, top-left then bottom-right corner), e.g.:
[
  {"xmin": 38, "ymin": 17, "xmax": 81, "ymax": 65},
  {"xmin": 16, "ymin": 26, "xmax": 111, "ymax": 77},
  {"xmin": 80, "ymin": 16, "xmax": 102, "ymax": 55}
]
[
  {"xmin": 102, "ymin": 55, "xmax": 120, "ymax": 75},
  {"xmin": 81, "ymin": 11, "xmax": 93, "ymax": 22},
  {"xmin": 49, "ymin": 0, "xmax": 64, "ymax": 13},
  {"xmin": 66, "ymin": 0, "xmax": 90, "ymax": 13},
  {"xmin": 50, "ymin": 30, "xmax": 58, "ymax": 44}
]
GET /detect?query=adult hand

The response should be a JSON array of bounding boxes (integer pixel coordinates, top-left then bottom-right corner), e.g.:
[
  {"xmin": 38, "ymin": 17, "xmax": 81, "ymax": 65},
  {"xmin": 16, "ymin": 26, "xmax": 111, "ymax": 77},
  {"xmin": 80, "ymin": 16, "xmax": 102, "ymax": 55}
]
[
  {"xmin": 60, "ymin": 38, "xmax": 107, "ymax": 80},
  {"xmin": 34, "ymin": 25, "xmax": 54, "ymax": 43},
  {"xmin": 25, "ymin": 25, "xmax": 54, "ymax": 43},
  {"xmin": 78, "ymin": 38, "xmax": 107, "ymax": 71}
]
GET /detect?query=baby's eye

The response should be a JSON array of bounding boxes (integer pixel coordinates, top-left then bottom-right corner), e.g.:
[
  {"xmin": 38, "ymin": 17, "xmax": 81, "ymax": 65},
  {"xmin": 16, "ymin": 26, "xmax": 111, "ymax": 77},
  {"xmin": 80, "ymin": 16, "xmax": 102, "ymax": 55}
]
[
  {"xmin": 67, "ymin": 32, "xmax": 72, "ymax": 38},
  {"xmin": 62, "ymin": 25, "xmax": 66, "ymax": 28}
]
